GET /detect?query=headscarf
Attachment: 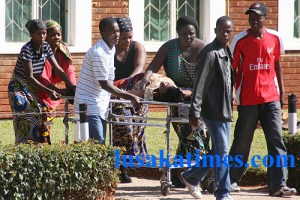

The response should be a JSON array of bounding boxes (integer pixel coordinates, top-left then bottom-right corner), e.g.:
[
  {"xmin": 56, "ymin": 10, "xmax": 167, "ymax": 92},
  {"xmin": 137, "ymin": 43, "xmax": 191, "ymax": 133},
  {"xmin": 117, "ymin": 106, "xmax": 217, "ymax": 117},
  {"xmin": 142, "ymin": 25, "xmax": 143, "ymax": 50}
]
[
  {"xmin": 25, "ymin": 19, "xmax": 47, "ymax": 33},
  {"xmin": 116, "ymin": 17, "xmax": 133, "ymax": 32},
  {"xmin": 44, "ymin": 19, "xmax": 71, "ymax": 63},
  {"xmin": 44, "ymin": 19, "xmax": 62, "ymax": 30},
  {"xmin": 176, "ymin": 16, "xmax": 199, "ymax": 32},
  {"xmin": 58, "ymin": 41, "xmax": 72, "ymax": 64}
]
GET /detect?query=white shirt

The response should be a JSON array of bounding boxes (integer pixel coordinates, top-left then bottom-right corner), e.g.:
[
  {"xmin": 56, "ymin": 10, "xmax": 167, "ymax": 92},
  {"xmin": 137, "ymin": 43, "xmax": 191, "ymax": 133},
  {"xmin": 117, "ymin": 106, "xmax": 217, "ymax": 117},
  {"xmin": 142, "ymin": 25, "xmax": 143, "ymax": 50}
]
[{"xmin": 74, "ymin": 39, "xmax": 115, "ymax": 119}]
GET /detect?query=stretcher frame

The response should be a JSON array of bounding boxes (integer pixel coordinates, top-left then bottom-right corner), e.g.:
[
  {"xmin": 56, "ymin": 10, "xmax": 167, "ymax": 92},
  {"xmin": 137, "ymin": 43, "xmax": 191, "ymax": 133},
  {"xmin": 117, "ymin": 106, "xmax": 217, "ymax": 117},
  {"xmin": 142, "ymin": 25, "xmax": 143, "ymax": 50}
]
[
  {"xmin": 107, "ymin": 99, "xmax": 192, "ymax": 196},
  {"xmin": 63, "ymin": 97, "xmax": 193, "ymax": 196}
]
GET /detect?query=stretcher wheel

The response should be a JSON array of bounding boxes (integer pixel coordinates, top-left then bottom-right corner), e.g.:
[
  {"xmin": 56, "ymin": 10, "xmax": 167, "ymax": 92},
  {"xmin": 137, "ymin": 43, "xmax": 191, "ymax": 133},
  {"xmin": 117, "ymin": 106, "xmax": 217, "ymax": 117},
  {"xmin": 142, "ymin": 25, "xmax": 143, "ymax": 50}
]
[{"xmin": 161, "ymin": 182, "xmax": 170, "ymax": 196}]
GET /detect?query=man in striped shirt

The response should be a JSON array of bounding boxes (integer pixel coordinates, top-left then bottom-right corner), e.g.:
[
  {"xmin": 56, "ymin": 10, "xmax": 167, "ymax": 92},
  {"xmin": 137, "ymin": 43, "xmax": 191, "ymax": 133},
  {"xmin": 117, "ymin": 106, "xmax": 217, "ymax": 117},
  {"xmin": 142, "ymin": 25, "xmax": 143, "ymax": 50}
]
[{"xmin": 74, "ymin": 17, "xmax": 141, "ymax": 144}]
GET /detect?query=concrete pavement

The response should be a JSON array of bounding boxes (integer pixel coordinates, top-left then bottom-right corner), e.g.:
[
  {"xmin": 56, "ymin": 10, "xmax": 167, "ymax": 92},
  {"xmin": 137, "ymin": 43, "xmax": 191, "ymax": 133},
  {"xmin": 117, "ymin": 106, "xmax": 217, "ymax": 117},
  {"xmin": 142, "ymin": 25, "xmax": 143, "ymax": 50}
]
[{"xmin": 115, "ymin": 177, "xmax": 300, "ymax": 200}]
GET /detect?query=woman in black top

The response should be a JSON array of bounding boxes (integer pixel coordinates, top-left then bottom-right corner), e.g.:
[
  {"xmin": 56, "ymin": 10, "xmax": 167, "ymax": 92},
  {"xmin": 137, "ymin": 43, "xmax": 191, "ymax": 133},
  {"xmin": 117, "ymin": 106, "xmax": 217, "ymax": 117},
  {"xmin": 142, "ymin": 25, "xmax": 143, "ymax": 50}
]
[{"xmin": 112, "ymin": 17, "xmax": 147, "ymax": 183}]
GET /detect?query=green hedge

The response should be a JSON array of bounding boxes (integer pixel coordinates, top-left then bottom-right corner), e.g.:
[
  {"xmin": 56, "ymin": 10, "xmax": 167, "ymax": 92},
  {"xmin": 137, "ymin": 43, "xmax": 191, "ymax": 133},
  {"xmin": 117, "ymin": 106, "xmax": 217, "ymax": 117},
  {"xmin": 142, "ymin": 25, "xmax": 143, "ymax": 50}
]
[
  {"xmin": 0, "ymin": 142, "xmax": 119, "ymax": 199},
  {"xmin": 283, "ymin": 133, "xmax": 300, "ymax": 194}
]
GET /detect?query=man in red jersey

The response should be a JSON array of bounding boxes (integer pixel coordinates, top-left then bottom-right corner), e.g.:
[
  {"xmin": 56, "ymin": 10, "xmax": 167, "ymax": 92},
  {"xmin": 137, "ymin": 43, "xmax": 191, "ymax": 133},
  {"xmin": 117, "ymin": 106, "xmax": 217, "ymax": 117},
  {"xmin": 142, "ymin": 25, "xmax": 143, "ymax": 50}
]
[{"xmin": 229, "ymin": 2, "xmax": 297, "ymax": 197}]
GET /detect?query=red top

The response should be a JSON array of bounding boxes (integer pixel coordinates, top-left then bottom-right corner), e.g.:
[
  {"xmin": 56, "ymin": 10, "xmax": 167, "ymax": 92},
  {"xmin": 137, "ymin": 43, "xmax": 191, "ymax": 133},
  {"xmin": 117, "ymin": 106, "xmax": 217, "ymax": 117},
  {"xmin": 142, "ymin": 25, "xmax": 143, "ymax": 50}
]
[
  {"xmin": 230, "ymin": 28, "xmax": 284, "ymax": 105},
  {"xmin": 38, "ymin": 49, "xmax": 76, "ymax": 109}
]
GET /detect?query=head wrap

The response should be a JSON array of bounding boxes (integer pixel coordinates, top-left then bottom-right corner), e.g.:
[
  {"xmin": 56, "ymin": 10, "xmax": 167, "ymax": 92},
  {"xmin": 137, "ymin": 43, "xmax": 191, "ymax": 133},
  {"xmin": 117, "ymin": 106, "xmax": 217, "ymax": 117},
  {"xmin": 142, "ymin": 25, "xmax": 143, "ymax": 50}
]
[
  {"xmin": 25, "ymin": 19, "xmax": 47, "ymax": 33},
  {"xmin": 44, "ymin": 19, "xmax": 62, "ymax": 30},
  {"xmin": 59, "ymin": 41, "xmax": 72, "ymax": 64},
  {"xmin": 44, "ymin": 19, "xmax": 71, "ymax": 63},
  {"xmin": 176, "ymin": 16, "xmax": 199, "ymax": 32},
  {"xmin": 116, "ymin": 17, "xmax": 133, "ymax": 32}
]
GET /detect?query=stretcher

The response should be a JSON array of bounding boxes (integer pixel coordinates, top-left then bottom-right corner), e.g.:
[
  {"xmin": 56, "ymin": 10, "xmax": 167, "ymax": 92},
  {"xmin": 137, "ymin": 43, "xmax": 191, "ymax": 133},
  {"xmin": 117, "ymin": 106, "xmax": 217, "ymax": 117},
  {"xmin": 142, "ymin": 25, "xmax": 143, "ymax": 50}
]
[
  {"xmin": 63, "ymin": 96, "xmax": 73, "ymax": 145},
  {"xmin": 107, "ymin": 99, "xmax": 193, "ymax": 196},
  {"xmin": 63, "ymin": 97, "xmax": 198, "ymax": 196}
]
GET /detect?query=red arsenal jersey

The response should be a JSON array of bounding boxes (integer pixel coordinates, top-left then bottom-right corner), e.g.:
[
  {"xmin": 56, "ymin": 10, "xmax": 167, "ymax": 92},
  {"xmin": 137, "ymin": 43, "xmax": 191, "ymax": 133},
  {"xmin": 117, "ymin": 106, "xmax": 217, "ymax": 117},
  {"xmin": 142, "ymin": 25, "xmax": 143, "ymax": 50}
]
[{"xmin": 230, "ymin": 28, "xmax": 284, "ymax": 105}]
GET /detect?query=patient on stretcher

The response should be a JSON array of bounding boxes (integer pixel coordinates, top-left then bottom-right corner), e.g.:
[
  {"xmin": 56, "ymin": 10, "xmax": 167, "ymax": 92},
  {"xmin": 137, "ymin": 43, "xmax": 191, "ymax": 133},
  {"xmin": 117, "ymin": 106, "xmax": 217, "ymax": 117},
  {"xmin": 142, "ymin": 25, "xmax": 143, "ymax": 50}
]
[
  {"xmin": 113, "ymin": 73, "xmax": 214, "ymax": 191},
  {"xmin": 113, "ymin": 73, "xmax": 192, "ymax": 102}
]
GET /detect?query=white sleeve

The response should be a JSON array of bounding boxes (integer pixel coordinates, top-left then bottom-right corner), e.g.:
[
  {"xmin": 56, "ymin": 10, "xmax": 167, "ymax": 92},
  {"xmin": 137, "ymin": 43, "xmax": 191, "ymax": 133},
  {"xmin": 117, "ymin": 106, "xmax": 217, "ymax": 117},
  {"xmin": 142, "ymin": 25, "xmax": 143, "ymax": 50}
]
[
  {"xmin": 267, "ymin": 28, "xmax": 285, "ymax": 55},
  {"xmin": 229, "ymin": 30, "xmax": 248, "ymax": 54}
]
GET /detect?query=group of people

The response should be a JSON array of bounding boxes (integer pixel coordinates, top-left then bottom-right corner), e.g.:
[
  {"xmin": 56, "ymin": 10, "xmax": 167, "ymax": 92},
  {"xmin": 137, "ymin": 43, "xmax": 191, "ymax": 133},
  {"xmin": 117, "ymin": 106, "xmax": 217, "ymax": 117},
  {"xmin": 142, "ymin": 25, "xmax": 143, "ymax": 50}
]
[
  {"xmin": 180, "ymin": 2, "xmax": 297, "ymax": 200},
  {"xmin": 8, "ymin": 19, "xmax": 76, "ymax": 144},
  {"xmin": 9, "ymin": 1, "xmax": 297, "ymax": 200}
]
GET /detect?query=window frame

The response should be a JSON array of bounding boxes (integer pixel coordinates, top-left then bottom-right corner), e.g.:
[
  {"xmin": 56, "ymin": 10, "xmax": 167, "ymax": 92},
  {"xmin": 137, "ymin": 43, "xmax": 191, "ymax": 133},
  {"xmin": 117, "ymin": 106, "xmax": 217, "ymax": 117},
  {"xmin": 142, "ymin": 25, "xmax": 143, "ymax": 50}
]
[
  {"xmin": 129, "ymin": 0, "xmax": 226, "ymax": 52},
  {"xmin": 0, "ymin": 0, "xmax": 92, "ymax": 54},
  {"xmin": 278, "ymin": 0, "xmax": 300, "ymax": 50}
]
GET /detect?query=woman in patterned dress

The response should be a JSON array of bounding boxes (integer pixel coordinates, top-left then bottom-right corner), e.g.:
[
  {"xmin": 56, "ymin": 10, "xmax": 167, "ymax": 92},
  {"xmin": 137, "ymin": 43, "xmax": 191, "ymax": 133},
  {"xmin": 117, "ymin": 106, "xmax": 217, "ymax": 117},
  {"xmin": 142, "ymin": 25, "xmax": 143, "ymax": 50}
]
[
  {"xmin": 134, "ymin": 16, "xmax": 207, "ymax": 187},
  {"xmin": 8, "ymin": 19, "xmax": 76, "ymax": 144},
  {"xmin": 112, "ymin": 17, "xmax": 147, "ymax": 183}
]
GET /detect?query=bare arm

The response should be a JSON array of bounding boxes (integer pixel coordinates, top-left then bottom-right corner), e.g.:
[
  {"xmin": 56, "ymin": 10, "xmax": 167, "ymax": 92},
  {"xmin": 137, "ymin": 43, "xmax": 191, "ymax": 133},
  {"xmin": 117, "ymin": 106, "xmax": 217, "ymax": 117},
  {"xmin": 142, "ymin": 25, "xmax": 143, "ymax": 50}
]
[
  {"xmin": 181, "ymin": 89, "xmax": 192, "ymax": 100},
  {"xmin": 144, "ymin": 43, "xmax": 169, "ymax": 79},
  {"xmin": 23, "ymin": 61, "xmax": 60, "ymax": 99},
  {"xmin": 135, "ymin": 43, "xmax": 169, "ymax": 89},
  {"xmin": 128, "ymin": 41, "xmax": 147, "ymax": 78},
  {"xmin": 274, "ymin": 60, "xmax": 285, "ymax": 107}
]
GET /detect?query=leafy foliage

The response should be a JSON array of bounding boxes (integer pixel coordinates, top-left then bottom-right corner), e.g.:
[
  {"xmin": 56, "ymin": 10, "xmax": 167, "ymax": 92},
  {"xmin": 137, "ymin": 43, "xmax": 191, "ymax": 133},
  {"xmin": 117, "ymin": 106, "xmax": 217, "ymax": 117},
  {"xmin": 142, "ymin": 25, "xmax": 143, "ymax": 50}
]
[
  {"xmin": 0, "ymin": 142, "xmax": 118, "ymax": 199},
  {"xmin": 283, "ymin": 133, "xmax": 300, "ymax": 194}
]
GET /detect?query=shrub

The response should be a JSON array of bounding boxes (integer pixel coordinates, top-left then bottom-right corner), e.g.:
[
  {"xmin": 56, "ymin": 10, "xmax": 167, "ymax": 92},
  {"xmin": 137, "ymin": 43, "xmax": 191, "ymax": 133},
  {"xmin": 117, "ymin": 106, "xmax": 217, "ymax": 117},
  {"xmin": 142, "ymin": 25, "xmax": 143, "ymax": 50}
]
[
  {"xmin": 283, "ymin": 133, "xmax": 300, "ymax": 194},
  {"xmin": 0, "ymin": 142, "xmax": 119, "ymax": 199}
]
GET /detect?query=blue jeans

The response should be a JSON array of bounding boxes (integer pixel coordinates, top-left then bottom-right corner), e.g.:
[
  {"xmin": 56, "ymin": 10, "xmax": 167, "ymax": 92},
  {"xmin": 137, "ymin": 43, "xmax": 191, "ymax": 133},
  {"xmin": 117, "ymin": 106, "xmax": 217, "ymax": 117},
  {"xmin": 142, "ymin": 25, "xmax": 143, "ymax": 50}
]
[
  {"xmin": 229, "ymin": 101, "xmax": 287, "ymax": 193},
  {"xmin": 88, "ymin": 115, "xmax": 107, "ymax": 144},
  {"xmin": 182, "ymin": 118, "xmax": 231, "ymax": 199}
]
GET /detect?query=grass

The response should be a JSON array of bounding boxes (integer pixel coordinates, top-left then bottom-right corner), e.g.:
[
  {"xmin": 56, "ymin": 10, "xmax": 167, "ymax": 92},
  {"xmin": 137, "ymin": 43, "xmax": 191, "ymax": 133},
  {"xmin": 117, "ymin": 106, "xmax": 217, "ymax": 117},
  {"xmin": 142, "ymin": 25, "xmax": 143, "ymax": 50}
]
[
  {"xmin": 0, "ymin": 117, "xmax": 74, "ymax": 145},
  {"xmin": 0, "ymin": 112, "xmax": 179, "ymax": 155},
  {"xmin": 1, "ymin": 110, "xmax": 298, "ymax": 174}
]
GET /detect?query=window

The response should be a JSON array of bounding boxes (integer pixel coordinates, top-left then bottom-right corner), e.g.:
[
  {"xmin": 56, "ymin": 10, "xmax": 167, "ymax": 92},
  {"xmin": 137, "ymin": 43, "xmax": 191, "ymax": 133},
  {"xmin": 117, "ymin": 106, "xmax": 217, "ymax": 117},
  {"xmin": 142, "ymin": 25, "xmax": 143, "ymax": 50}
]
[
  {"xmin": 278, "ymin": 0, "xmax": 300, "ymax": 50},
  {"xmin": 129, "ymin": 0, "xmax": 226, "ymax": 52},
  {"xmin": 0, "ymin": 0, "xmax": 92, "ymax": 54},
  {"xmin": 295, "ymin": 0, "xmax": 300, "ymax": 38},
  {"xmin": 5, "ymin": 0, "xmax": 68, "ymax": 43},
  {"xmin": 144, "ymin": 0, "xmax": 199, "ymax": 42}
]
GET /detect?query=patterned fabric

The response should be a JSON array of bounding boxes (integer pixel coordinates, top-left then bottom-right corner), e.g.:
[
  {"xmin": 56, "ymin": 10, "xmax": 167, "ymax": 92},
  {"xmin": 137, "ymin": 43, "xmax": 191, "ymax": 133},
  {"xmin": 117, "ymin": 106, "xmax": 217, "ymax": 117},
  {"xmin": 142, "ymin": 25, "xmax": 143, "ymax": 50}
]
[
  {"xmin": 164, "ymin": 38, "xmax": 204, "ymax": 158},
  {"xmin": 112, "ymin": 73, "xmax": 148, "ymax": 156},
  {"xmin": 111, "ymin": 102, "xmax": 148, "ymax": 156},
  {"xmin": 58, "ymin": 41, "xmax": 72, "ymax": 64},
  {"xmin": 8, "ymin": 41, "xmax": 53, "ymax": 144},
  {"xmin": 116, "ymin": 17, "xmax": 133, "ymax": 32},
  {"xmin": 164, "ymin": 39, "xmax": 198, "ymax": 88},
  {"xmin": 8, "ymin": 80, "xmax": 42, "ymax": 144},
  {"xmin": 44, "ymin": 20, "xmax": 72, "ymax": 63},
  {"xmin": 39, "ymin": 104, "xmax": 55, "ymax": 144},
  {"xmin": 171, "ymin": 106, "xmax": 207, "ymax": 158},
  {"xmin": 44, "ymin": 19, "xmax": 61, "ymax": 29},
  {"xmin": 114, "ymin": 73, "xmax": 144, "ymax": 89}
]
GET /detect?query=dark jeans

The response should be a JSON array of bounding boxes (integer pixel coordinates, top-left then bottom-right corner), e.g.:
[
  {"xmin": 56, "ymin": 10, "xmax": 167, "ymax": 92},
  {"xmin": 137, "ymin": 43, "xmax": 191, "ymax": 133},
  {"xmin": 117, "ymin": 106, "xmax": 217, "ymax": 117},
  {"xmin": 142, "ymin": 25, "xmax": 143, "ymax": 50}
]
[
  {"xmin": 182, "ymin": 118, "xmax": 231, "ymax": 199},
  {"xmin": 229, "ymin": 101, "xmax": 288, "ymax": 192}
]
